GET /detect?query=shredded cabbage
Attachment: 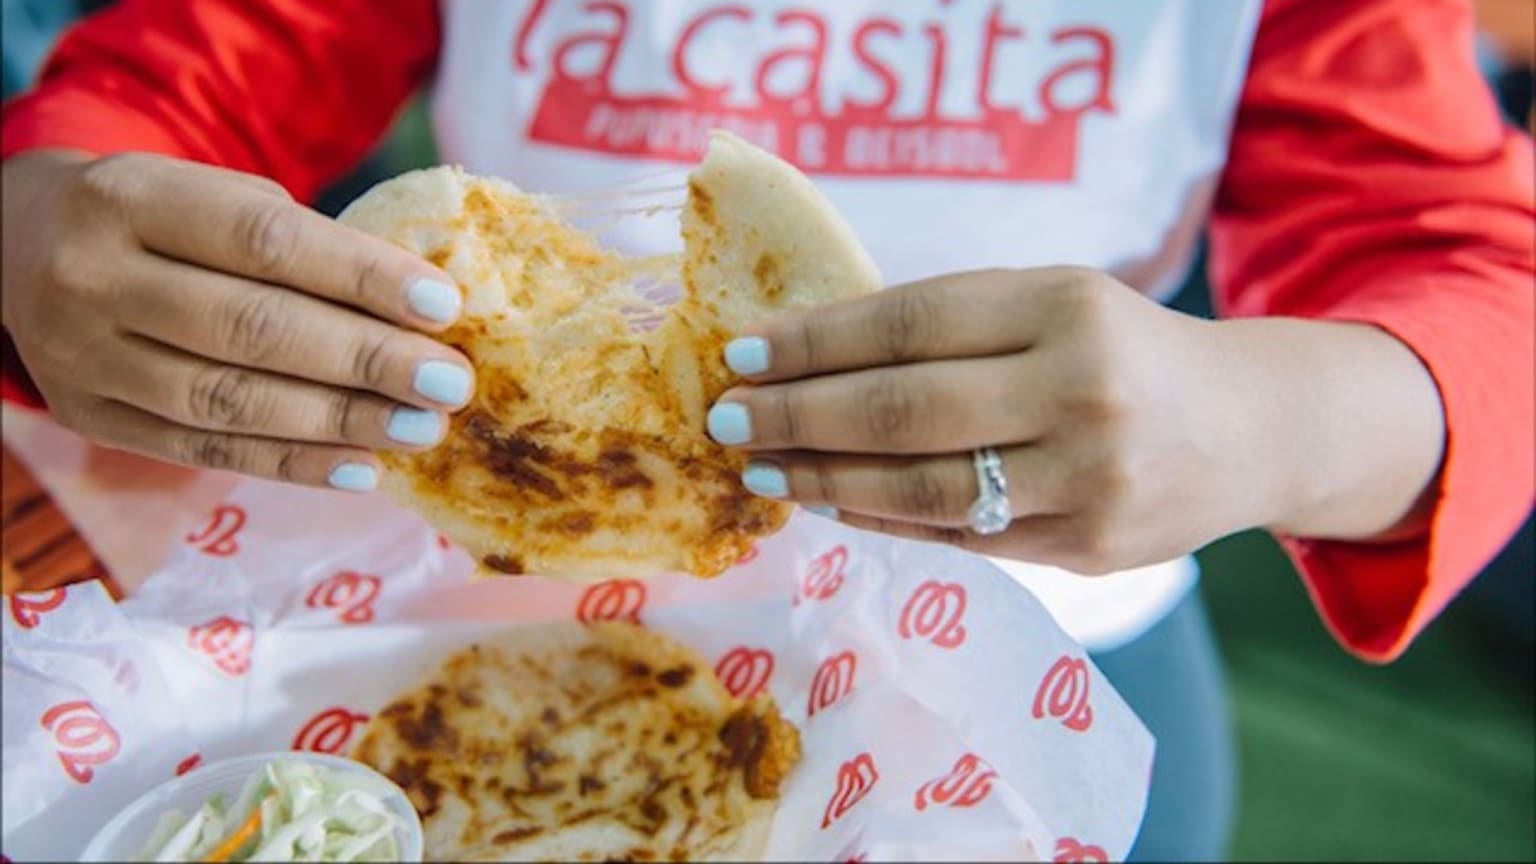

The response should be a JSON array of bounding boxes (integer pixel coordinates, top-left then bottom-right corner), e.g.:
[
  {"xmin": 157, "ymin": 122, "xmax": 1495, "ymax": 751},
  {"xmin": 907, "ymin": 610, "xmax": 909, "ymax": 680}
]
[{"xmin": 130, "ymin": 760, "xmax": 402, "ymax": 862}]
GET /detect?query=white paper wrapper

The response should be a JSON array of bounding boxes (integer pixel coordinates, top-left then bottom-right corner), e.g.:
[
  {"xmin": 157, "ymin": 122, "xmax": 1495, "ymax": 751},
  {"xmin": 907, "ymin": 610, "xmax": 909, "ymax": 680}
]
[{"xmin": 2, "ymin": 472, "xmax": 1151, "ymax": 862}]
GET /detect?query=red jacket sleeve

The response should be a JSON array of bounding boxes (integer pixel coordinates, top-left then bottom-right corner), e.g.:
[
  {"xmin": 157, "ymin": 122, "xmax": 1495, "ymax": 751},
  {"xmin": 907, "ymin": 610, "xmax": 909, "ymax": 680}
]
[
  {"xmin": 0, "ymin": 0, "xmax": 441, "ymax": 412},
  {"xmin": 1209, "ymin": 0, "xmax": 1536, "ymax": 662},
  {"xmin": 1, "ymin": 0, "xmax": 440, "ymax": 199}
]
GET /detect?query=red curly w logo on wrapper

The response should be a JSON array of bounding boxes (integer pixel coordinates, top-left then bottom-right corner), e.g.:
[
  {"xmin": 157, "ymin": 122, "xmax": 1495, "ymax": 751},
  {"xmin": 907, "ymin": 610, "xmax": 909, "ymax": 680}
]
[
  {"xmin": 8, "ymin": 587, "xmax": 66, "ymax": 629},
  {"xmin": 292, "ymin": 707, "xmax": 369, "ymax": 754},
  {"xmin": 1033, "ymin": 655, "xmax": 1094, "ymax": 732},
  {"xmin": 40, "ymin": 700, "xmax": 120, "ymax": 784},
  {"xmin": 187, "ymin": 615, "xmax": 254, "ymax": 676},
  {"xmin": 822, "ymin": 752, "xmax": 879, "ymax": 829},
  {"xmin": 576, "ymin": 579, "xmax": 647, "ymax": 624},
  {"xmin": 898, "ymin": 580, "xmax": 967, "ymax": 648},
  {"xmin": 914, "ymin": 752, "xmax": 998, "ymax": 811},
  {"xmin": 808, "ymin": 651, "xmax": 857, "ymax": 717},
  {"xmin": 305, "ymin": 571, "xmax": 380, "ymax": 625},
  {"xmin": 184, "ymin": 504, "xmax": 246, "ymax": 557},
  {"xmin": 714, "ymin": 647, "xmax": 775, "ymax": 700},
  {"xmin": 1054, "ymin": 837, "xmax": 1109, "ymax": 862},
  {"xmin": 795, "ymin": 545, "xmax": 847, "ymax": 605}
]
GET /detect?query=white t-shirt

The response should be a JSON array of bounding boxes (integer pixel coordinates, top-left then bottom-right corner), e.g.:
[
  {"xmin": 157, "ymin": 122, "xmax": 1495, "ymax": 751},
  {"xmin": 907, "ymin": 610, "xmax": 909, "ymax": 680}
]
[{"xmin": 429, "ymin": 0, "xmax": 1264, "ymax": 650}]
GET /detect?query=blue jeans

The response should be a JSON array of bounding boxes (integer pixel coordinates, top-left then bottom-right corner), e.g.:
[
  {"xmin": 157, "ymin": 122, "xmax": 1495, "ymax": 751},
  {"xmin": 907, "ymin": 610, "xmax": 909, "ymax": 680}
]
[{"xmin": 1092, "ymin": 587, "xmax": 1236, "ymax": 862}]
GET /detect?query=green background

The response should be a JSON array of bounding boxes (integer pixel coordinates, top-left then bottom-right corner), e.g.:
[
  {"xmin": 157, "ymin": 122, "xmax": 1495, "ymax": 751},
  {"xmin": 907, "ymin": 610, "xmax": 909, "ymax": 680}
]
[{"xmin": 1200, "ymin": 530, "xmax": 1532, "ymax": 861}]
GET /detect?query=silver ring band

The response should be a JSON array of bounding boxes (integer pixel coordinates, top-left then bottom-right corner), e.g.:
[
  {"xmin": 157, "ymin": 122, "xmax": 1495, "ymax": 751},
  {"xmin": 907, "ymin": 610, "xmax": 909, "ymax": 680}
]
[{"xmin": 967, "ymin": 447, "xmax": 1013, "ymax": 535}]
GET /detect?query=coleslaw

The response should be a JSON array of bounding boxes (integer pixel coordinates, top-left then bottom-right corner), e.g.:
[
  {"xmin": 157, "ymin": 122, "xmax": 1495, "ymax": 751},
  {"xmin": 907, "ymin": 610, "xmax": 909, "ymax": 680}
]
[{"xmin": 130, "ymin": 759, "xmax": 404, "ymax": 862}]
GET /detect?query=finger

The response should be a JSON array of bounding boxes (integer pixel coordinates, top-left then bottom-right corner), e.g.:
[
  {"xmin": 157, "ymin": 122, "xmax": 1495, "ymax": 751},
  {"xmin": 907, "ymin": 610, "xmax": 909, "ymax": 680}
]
[
  {"xmin": 210, "ymin": 168, "xmax": 295, "ymax": 199},
  {"xmin": 119, "ymin": 257, "xmax": 474, "ymax": 410},
  {"xmin": 95, "ymin": 337, "xmax": 447, "ymax": 451},
  {"xmin": 76, "ymin": 398, "xmax": 383, "ymax": 492},
  {"xmin": 740, "ymin": 446, "xmax": 1062, "ymax": 526},
  {"xmin": 123, "ymin": 159, "xmax": 463, "ymax": 330},
  {"xmin": 707, "ymin": 356, "xmax": 1044, "ymax": 454},
  {"xmin": 837, "ymin": 510, "xmax": 1078, "ymax": 561},
  {"xmin": 722, "ymin": 269, "xmax": 1080, "ymax": 382}
]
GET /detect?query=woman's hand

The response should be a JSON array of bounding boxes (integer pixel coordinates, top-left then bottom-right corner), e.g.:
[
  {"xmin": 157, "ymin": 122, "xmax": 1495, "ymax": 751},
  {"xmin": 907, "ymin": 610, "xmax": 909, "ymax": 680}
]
[
  {"xmin": 1, "ymin": 149, "xmax": 475, "ymax": 492},
  {"xmin": 708, "ymin": 267, "xmax": 1444, "ymax": 574}
]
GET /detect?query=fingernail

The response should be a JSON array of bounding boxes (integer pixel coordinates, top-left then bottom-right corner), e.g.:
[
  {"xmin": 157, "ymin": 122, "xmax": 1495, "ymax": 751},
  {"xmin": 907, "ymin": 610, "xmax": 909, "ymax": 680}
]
[
  {"xmin": 707, "ymin": 403, "xmax": 752, "ymax": 445},
  {"xmin": 806, "ymin": 505, "xmax": 840, "ymax": 519},
  {"xmin": 328, "ymin": 462, "xmax": 378, "ymax": 492},
  {"xmin": 387, "ymin": 408, "xmax": 445, "ymax": 446},
  {"xmin": 407, "ymin": 278, "xmax": 462, "ymax": 324},
  {"xmin": 414, "ymin": 361, "xmax": 472, "ymax": 406},
  {"xmin": 742, "ymin": 461, "xmax": 788, "ymax": 498},
  {"xmin": 724, "ymin": 337, "xmax": 771, "ymax": 376}
]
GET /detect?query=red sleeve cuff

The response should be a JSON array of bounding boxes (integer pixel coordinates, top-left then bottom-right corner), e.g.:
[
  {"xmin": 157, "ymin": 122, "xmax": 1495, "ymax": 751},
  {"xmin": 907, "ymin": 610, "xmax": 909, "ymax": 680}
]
[
  {"xmin": 1277, "ymin": 270, "xmax": 1535, "ymax": 663},
  {"xmin": 2, "ymin": 89, "xmax": 193, "ymax": 163}
]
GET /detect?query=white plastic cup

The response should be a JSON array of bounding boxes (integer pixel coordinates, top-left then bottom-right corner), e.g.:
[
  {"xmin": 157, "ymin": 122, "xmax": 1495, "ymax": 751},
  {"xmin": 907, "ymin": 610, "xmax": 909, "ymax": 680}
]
[{"xmin": 79, "ymin": 751, "xmax": 424, "ymax": 862}]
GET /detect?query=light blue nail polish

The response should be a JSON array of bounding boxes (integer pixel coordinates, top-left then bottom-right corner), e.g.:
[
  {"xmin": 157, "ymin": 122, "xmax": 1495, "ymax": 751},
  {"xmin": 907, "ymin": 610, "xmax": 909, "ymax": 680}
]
[
  {"xmin": 328, "ymin": 462, "xmax": 378, "ymax": 492},
  {"xmin": 387, "ymin": 408, "xmax": 444, "ymax": 446},
  {"xmin": 414, "ymin": 361, "xmax": 472, "ymax": 406},
  {"xmin": 806, "ymin": 505, "xmax": 840, "ymax": 519},
  {"xmin": 407, "ymin": 278, "xmax": 462, "ymax": 324},
  {"xmin": 742, "ymin": 461, "xmax": 788, "ymax": 498},
  {"xmin": 707, "ymin": 403, "xmax": 752, "ymax": 445},
  {"xmin": 724, "ymin": 337, "xmax": 771, "ymax": 376}
]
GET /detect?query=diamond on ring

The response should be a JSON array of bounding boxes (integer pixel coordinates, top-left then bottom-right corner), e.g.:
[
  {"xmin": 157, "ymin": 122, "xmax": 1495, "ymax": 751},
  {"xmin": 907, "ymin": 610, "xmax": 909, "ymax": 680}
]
[{"xmin": 967, "ymin": 448, "xmax": 1013, "ymax": 535}]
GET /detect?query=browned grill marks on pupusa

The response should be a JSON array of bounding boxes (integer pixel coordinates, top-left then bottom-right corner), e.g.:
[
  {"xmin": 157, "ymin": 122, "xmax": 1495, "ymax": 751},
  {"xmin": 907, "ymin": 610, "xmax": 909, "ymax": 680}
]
[
  {"xmin": 480, "ymin": 373, "xmax": 529, "ymax": 409},
  {"xmin": 658, "ymin": 665, "xmax": 694, "ymax": 688},
  {"xmin": 677, "ymin": 455, "xmax": 711, "ymax": 483},
  {"xmin": 482, "ymin": 554, "xmax": 524, "ymax": 575},
  {"xmin": 409, "ymin": 372, "xmax": 786, "ymax": 577},
  {"xmin": 417, "ymin": 779, "xmax": 445, "ymax": 818},
  {"xmin": 400, "ymin": 701, "xmax": 459, "ymax": 750},
  {"xmin": 541, "ymin": 510, "xmax": 597, "ymax": 536},
  {"xmin": 457, "ymin": 414, "xmax": 682, "ymax": 514},
  {"xmin": 597, "ymin": 449, "xmax": 653, "ymax": 490},
  {"xmin": 718, "ymin": 705, "xmax": 796, "ymax": 799},
  {"xmin": 498, "ymin": 785, "xmax": 534, "ymax": 819},
  {"xmin": 491, "ymin": 826, "xmax": 544, "ymax": 845},
  {"xmin": 384, "ymin": 756, "xmax": 429, "ymax": 793},
  {"xmin": 463, "ymin": 412, "xmax": 565, "ymax": 501},
  {"xmin": 520, "ymin": 418, "xmax": 575, "ymax": 437},
  {"xmin": 636, "ymin": 767, "xmax": 672, "ymax": 831},
  {"xmin": 687, "ymin": 178, "xmax": 716, "ymax": 228},
  {"xmin": 450, "ymin": 772, "xmax": 475, "ymax": 800},
  {"xmin": 386, "ymin": 755, "xmax": 445, "ymax": 818},
  {"xmin": 521, "ymin": 735, "xmax": 565, "ymax": 796},
  {"xmin": 563, "ymin": 807, "xmax": 604, "ymax": 826},
  {"xmin": 753, "ymin": 251, "xmax": 786, "ymax": 301}
]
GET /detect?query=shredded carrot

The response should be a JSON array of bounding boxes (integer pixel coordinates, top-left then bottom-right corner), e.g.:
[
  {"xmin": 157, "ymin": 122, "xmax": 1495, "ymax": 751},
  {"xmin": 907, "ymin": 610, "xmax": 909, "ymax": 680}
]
[{"xmin": 201, "ymin": 796, "xmax": 269, "ymax": 863}]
